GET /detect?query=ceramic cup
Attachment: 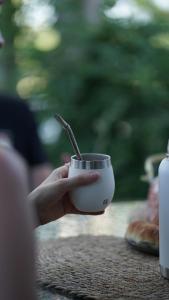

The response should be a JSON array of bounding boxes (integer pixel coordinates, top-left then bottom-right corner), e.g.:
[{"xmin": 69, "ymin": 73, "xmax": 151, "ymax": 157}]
[{"xmin": 68, "ymin": 153, "xmax": 115, "ymax": 212}]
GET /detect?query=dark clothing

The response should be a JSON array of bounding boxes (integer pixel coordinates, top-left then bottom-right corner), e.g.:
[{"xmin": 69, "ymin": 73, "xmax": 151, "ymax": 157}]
[{"xmin": 0, "ymin": 94, "xmax": 48, "ymax": 167}]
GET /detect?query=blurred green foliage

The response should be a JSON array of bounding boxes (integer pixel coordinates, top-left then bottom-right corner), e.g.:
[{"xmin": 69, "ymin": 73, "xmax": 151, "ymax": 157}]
[{"xmin": 1, "ymin": 0, "xmax": 169, "ymax": 199}]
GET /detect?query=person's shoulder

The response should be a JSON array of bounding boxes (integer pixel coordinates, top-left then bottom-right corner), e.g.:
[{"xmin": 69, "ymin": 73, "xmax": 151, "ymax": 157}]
[{"xmin": 0, "ymin": 93, "xmax": 31, "ymax": 113}]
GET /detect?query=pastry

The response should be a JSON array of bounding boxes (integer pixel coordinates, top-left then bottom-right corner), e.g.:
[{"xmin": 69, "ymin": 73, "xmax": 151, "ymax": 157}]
[{"xmin": 125, "ymin": 220, "xmax": 159, "ymax": 256}]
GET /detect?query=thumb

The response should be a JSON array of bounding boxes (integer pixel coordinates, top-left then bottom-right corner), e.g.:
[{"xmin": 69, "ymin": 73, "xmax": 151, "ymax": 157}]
[{"xmin": 61, "ymin": 172, "xmax": 100, "ymax": 191}]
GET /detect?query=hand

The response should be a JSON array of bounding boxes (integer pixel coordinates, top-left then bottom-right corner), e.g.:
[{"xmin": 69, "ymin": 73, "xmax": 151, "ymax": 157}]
[{"xmin": 28, "ymin": 165, "xmax": 104, "ymax": 226}]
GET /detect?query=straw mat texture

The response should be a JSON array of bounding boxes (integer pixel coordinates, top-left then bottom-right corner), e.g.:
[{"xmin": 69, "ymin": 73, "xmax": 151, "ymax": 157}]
[{"xmin": 37, "ymin": 235, "xmax": 169, "ymax": 300}]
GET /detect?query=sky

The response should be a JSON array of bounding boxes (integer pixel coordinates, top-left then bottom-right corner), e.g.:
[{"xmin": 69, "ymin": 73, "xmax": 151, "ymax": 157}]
[
  {"xmin": 22, "ymin": 0, "xmax": 169, "ymax": 30},
  {"xmin": 105, "ymin": 0, "xmax": 169, "ymax": 21}
]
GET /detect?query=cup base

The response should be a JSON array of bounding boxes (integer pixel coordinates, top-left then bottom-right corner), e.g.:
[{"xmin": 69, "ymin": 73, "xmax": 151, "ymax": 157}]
[{"xmin": 72, "ymin": 199, "xmax": 111, "ymax": 213}]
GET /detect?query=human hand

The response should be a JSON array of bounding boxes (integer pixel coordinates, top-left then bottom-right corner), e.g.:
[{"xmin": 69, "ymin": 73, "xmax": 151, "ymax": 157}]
[{"xmin": 28, "ymin": 165, "xmax": 104, "ymax": 226}]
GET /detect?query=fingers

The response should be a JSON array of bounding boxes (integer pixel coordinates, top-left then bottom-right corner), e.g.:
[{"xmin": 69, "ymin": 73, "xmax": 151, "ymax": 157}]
[
  {"xmin": 63, "ymin": 172, "xmax": 100, "ymax": 191},
  {"xmin": 59, "ymin": 164, "xmax": 69, "ymax": 178},
  {"xmin": 43, "ymin": 165, "xmax": 69, "ymax": 184},
  {"xmin": 52, "ymin": 165, "xmax": 69, "ymax": 179}
]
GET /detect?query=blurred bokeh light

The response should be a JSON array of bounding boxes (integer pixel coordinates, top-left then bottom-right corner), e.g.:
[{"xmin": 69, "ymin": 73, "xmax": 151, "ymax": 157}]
[{"xmin": 1, "ymin": 0, "xmax": 169, "ymax": 199}]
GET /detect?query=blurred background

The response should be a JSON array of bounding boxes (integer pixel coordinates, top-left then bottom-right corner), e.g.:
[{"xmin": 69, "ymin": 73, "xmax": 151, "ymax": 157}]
[{"xmin": 1, "ymin": 0, "xmax": 169, "ymax": 200}]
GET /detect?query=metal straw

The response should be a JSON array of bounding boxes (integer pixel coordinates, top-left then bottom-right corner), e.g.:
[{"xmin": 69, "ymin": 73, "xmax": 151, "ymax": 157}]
[{"xmin": 55, "ymin": 114, "xmax": 82, "ymax": 160}]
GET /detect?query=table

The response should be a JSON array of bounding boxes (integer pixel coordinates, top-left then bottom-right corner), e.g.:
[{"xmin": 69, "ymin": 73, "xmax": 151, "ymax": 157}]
[{"xmin": 36, "ymin": 200, "xmax": 145, "ymax": 299}]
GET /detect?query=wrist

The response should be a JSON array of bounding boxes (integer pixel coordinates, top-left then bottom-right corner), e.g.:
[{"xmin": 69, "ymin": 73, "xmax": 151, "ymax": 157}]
[{"xmin": 28, "ymin": 190, "xmax": 43, "ymax": 227}]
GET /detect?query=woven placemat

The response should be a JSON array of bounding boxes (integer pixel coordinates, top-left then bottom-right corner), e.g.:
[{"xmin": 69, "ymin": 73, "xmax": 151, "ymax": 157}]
[{"xmin": 37, "ymin": 235, "xmax": 169, "ymax": 300}]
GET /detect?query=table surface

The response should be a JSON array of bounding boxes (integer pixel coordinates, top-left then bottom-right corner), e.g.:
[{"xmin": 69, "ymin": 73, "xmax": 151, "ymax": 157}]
[{"xmin": 36, "ymin": 200, "xmax": 145, "ymax": 300}]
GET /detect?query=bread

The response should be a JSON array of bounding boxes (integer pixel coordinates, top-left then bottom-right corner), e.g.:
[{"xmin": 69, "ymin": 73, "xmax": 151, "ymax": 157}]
[{"xmin": 125, "ymin": 220, "xmax": 159, "ymax": 255}]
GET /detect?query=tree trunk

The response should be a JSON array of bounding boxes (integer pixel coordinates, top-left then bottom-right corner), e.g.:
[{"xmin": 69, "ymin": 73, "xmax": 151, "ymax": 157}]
[
  {"xmin": 0, "ymin": 1, "xmax": 19, "ymax": 92},
  {"xmin": 83, "ymin": 0, "xmax": 101, "ymax": 24}
]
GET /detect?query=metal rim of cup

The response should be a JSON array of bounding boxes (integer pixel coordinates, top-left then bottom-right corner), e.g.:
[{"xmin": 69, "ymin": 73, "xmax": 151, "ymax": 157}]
[{"xmin": 70, "ymin": 153, "xmax": 111, "ymax": 169}]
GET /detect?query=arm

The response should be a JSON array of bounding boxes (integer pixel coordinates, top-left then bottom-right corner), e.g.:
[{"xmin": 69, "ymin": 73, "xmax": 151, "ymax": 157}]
[{"xmin": 0, "ymin": 147, "xmax": 37, "ymax": 300}]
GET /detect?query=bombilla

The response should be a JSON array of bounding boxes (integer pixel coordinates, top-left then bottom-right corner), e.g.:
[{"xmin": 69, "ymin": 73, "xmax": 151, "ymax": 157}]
[{"xmin": 55, "ymin": 114, "xmax": 82, "ymax": 160}]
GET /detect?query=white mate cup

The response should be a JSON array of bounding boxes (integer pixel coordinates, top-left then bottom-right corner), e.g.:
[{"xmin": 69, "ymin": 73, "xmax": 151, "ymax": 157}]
[{"xmin": 68, "ymin": 153, "xmax": 115, "ymax": 212}]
